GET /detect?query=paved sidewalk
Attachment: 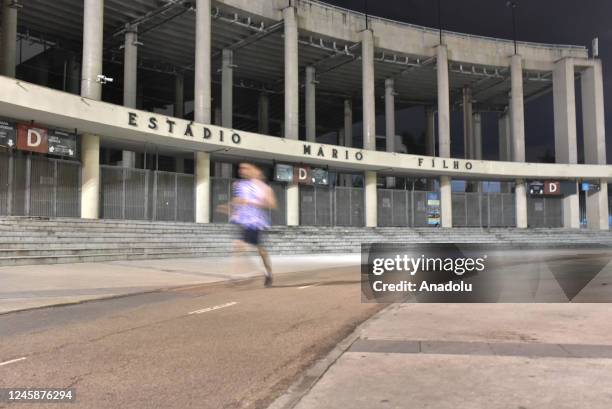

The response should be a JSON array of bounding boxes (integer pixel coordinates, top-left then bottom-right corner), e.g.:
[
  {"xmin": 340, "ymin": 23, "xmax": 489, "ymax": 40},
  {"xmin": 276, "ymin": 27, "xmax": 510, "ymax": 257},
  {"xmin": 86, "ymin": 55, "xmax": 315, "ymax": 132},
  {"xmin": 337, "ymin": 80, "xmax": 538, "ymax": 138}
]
[
  {"xmin": 0, "ymin": 253, "xmax": 359, "ymax": 314},
  {"xmin": 289, "ymin": 303, "xmax": 612, "ymax": 409}
]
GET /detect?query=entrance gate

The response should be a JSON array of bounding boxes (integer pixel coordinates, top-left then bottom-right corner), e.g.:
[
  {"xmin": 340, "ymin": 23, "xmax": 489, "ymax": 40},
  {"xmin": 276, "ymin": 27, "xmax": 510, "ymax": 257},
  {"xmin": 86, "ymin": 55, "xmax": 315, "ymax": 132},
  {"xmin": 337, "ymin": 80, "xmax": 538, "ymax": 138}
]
[
  {"xmin": 100, "ymin": 166, "xmax": 195, "ymax": 222},
  {"xmin": 299, "ymin": 185, "xmax": 365, "ymax": 227},
  {"xmin": 527, "ymin": 197, "xmax": 563, "ymax": 227},
  {"xmin": 452, "ymin": 192, "xmax": 516, "ymax": 227},
  {"xmin": 0, "ymin": 151, "xmax": 81, "ymax": 217},
  {"xmin": 377, "ymin": 190, "xmax": 437, "ymax": 227}
]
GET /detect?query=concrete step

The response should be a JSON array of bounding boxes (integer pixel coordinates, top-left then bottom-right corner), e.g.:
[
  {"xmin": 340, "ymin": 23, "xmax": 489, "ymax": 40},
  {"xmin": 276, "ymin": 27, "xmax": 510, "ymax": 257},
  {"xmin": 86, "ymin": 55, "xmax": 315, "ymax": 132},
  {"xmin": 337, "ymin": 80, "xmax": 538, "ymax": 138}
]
[{"xmin": 1, "ymin": 216, "xmax": 611, "ymax": 267}]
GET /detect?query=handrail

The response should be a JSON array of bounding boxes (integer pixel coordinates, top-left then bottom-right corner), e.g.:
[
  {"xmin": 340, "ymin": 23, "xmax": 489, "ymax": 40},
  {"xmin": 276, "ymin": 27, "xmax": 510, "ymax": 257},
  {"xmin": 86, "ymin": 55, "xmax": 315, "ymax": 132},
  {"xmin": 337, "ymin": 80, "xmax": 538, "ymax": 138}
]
[{"xmin": 303, "ymin": 0, "xmax": 586, "ymax": 52}]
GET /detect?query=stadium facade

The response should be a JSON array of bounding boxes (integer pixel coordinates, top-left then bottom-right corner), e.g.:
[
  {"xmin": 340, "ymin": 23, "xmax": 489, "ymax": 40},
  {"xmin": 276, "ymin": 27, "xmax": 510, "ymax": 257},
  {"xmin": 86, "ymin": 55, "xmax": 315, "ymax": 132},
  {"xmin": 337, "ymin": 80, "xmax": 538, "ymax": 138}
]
[{"xmin": 0, "ymin": 0, "xmax": 610, "ymax": 230}]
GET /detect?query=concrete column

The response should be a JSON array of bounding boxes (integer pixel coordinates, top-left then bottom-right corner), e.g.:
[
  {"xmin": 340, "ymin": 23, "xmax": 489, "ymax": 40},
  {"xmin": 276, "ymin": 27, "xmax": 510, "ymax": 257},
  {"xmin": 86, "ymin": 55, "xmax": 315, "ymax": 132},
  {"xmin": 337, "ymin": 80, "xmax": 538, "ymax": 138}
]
[
  {"xmin": 498, "ymin": 113, "xmax": 507, "ymax": 161},
  {"xmin": 1, "ymin": 0, "xmax": 18, "ymax": 77},
  {"xmin": 194, "ymin": 0, "xmax": 211, "ymax": 124},
  {"xmin": 384, "ymin": 78, "xmax": 396, "ymax": 187},
  {"xmin": 553, "ymin": 58, "xmax": 580, "ymax": 228},
  {"xmin": 123, "ymin": 26, "xmax": 138, "ymax": 108},
  {"xmin": 436, "ymin": 45, "xmax": 452, "ymax": 227},
  {"xmin": 504, "ymin": 110, "xmax": 513, "ymax": 160},
  {"xmin": 365, "ymin": 170, "xmax": 378, "ymax": 227},
  {"xmin": 581, "ymin": 60, "xmax": 609, "ymax": 230},
  {"xmin": 515, "ymin": 180, "xmax": 528, "ymax": 228},
  {"xmin": 68, "ymin": 56, "xmax": 81, "ymax": 94},
  {"xmin": 174, "ymin": 73, "xmax": 184, "ymax": 118},
  {"xmin": 462, "ymin": 87, "xmax": 473, "ymax": 159},
  {"xmin": 425, "ymin": 108, "xmax": 435, "ymax": 156},
  {"xmin": 425, "ymin": 108, "xmax": 436, "ymax": 191},
  {"xmin": 510, "ymin": 55, "xmax": 527, "ymax": 228},
  {"xmin": 258, "ymin": 93, "xmax": 269, "ymax": 134},
  {"xmin": 79, "ymin": 0, "xmax": 104, "ymax": 219},
  {"xmin": 437, "ymin": 46, "xmax": 450, "ymax": 159},
  {"xmin": 473, "ymin": 112, "xmax": 482, "ymax": 160},
  {"xmin": 385, "ymin": 78, "xmax": 396, "ymax": 153},
  {"xmin": 81, "ymin": 134, "xmax": 100, "ymax": 219},
  {"xmin": 510, "ymin": 57, "xmax": 525, "ymax": 162},
  {"xmin": 195, "ymin": 152, "xmax": 210, "ymax": 224},
  {"xmin": 219, "ymin": 49, "xmax": 235, "ymax": 179},
  {"xmin": 221, "ymin": 48, "xmax": 233, "ymax": 128},
  {"xmin": 81, "ymin": 0, "xmax": 104, "ymax": 101},
  {"xmin": 283, "ymin": 6, "xmax": 299, "ymax": 140},
  {"xmin": 194, "ymin": 0, "xmax": 212, "ymax": 223},
  {"xmin": 344, "ymin": 99, "xmax": 353, "ymax": 148},
  {"xmin": 440, "ymin": 176, "xmax": 452, "ymax": 228},
  {"xmin": 305, "ymin": 65, "xmax": 316, "ymax": 142},
  {"xmin": 122, "ymin": 25, "xmax": 138, "ymax": 168},
  {"xmin": 362, "ymin": 29, "xmax": 376, "ymax": 150},
  {"xmin": 283, "ymin": 6, "xmax": 299, "ymax": 226}
]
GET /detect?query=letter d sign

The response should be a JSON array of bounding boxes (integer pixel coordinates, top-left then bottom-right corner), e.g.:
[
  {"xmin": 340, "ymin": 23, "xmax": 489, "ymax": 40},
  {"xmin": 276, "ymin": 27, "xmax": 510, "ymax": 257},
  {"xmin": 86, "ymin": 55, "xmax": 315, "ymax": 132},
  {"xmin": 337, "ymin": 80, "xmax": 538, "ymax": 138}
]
[
  {"xmin": 17, "ymin": 124, "xmax": 48, "ymax": 153},
  {"xmin": 299, "ymin": 168, "xmax": 308, "ymax": 181},
  {"xmin": 27, "ymin": 129, "xmax": 42, "ymax": 147},
  {"xmin": 544, "ymin": 181, "xmax": 561, "ymax": 196}
]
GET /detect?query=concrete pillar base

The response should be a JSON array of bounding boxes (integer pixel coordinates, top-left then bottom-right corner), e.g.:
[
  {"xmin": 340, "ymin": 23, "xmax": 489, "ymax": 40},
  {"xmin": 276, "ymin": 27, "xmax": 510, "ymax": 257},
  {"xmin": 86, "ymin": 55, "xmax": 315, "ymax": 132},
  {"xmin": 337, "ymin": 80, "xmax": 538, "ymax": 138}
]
[
  {"xmin": 563, "ymin": 183, "xmax": 580, "ymax": 229},
  {"xmin": 515, "ymin": 179, "xmax": 528, "ymax": 228},
  {"xmin": 286, "ymin": 184, "xmax": 299, "ymax": 226},
  {"xmin": 195, "ymin": 151, "xmax": 210, "ymax": 224},
  {"xmin": 365, "ymin": 171, "xmax": 378, "ymax": 227},
  {"xmin": 440, "ymin": 176, "xmax": 452, "ymax": 228},
  {"xmin": 81, "ymin": 134, "xmax": 100, "ymax": 219},
  {"xmin": 586, "ymin": 181, "xmax": 609, "ymax": 230}
]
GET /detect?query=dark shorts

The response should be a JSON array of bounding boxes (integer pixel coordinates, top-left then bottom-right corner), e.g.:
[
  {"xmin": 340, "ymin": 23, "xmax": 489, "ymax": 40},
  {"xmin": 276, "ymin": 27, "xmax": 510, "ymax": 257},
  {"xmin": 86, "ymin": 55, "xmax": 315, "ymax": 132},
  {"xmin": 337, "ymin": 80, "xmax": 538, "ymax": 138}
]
[{"xmin": 240, "ymin": 226, "xmax": 262, "ymax": 246}]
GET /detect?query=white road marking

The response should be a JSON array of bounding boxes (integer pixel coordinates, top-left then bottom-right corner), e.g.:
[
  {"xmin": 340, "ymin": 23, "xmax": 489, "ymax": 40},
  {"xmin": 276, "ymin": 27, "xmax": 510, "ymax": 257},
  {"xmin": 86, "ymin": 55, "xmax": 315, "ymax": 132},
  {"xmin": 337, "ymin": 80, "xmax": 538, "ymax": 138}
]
[
  {"xmin": 189, "ymin": 301, "xmax": 238, "ymax": 315},
  {"xmin": 0, "ymin": 357, "xmax": 27, "ymax": 367},
  {"xmin": 298, "ymin": 283, "xmax": 321, "ymax": 290}
]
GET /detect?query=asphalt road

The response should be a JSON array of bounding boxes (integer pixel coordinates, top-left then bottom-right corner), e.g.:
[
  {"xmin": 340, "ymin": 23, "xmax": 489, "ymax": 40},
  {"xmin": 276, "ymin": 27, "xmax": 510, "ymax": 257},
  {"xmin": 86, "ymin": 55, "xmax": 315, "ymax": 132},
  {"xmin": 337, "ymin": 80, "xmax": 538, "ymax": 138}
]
[{"xmin": 0, "ymin": 265, "xmax": 383, "ymax": 409}]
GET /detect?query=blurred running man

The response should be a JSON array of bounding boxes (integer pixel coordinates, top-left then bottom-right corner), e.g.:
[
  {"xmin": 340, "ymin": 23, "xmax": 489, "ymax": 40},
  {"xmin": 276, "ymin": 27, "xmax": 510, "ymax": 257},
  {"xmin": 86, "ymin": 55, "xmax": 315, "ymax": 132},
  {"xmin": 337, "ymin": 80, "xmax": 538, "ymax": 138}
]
[{"xmin": 222, "ymin": 163, "xmax": 277, "ymax": 287}]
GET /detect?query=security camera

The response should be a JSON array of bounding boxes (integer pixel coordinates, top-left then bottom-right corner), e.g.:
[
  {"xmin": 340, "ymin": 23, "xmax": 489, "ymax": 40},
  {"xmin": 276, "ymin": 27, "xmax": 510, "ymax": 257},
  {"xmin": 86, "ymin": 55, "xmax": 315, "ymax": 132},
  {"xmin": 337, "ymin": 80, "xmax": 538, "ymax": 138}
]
[{"xmin": 96, "ymin": 75, "xmax": 114, "ymax": 84}]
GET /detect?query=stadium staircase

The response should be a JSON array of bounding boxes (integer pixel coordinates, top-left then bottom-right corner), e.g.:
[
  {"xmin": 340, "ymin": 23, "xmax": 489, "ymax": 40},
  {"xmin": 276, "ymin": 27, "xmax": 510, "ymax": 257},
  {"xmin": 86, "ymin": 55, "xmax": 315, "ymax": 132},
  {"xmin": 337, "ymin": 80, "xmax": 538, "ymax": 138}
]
[{"xmin": 1, "ymin": 217, "xmax": 612, "ymax": 266}]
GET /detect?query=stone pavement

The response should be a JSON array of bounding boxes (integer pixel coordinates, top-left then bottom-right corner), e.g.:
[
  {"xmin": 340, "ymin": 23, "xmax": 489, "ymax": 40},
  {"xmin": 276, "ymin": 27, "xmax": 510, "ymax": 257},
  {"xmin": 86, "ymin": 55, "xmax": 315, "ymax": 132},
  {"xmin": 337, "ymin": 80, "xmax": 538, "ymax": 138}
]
[
  {"xmin": 0, "ymin": 253, "xmax": 359, "ymax": 314},
  {"xmin": 288, "ymin": 303, "xmax": 612, "ymax": 409}
]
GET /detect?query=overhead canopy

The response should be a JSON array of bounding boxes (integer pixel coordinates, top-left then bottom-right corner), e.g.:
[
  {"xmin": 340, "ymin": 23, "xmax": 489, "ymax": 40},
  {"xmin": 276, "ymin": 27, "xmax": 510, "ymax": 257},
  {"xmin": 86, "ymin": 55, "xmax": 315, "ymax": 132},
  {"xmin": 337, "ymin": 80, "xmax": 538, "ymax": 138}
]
[{"xmin": 9, "ymin": 0, "xmax": 573, "ymax": 135}]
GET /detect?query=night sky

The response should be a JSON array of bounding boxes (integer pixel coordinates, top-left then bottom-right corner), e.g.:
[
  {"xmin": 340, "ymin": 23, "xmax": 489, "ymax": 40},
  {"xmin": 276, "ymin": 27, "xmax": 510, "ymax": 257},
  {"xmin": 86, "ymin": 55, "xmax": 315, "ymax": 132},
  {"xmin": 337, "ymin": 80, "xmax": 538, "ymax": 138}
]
[{"xmin": 325, "ymin": 0, "xmax": 612, "ymax": 164}]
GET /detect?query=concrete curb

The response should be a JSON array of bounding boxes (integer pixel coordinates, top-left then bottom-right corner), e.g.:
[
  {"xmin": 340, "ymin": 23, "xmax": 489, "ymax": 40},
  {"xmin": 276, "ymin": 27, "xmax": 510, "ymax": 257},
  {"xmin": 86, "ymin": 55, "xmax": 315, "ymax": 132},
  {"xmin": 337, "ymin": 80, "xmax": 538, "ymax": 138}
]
[
  {"xmin": 0, "ymin": 260, "xmax": 359, "ymax": 316},
  {"xmin": 266, "ymin": 303, "xmax": 399, "ymax": 409}
]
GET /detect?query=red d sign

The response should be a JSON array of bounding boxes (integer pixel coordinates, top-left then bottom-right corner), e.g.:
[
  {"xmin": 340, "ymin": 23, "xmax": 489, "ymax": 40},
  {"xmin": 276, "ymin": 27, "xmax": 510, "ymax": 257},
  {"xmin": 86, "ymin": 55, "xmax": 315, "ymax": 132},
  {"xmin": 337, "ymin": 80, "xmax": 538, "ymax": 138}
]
[
  {"xmin": 544, "ymin": 181, "xmax": 561, "ymax": 195},
  {"xmin": 17, "ymin": 124, "xmax": 48, "ymax": 153},
  {"xmin": 294, "ymin": 166, "xmax": 312, "ymax": 185}
]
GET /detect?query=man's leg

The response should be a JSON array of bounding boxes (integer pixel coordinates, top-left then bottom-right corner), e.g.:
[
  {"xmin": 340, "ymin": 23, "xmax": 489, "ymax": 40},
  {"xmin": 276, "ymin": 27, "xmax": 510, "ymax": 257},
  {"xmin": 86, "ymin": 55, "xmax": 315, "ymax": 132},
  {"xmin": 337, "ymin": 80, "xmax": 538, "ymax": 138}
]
[{"xmin": 257, "ymin": 246, "xmax": 273, "ymax": 277}]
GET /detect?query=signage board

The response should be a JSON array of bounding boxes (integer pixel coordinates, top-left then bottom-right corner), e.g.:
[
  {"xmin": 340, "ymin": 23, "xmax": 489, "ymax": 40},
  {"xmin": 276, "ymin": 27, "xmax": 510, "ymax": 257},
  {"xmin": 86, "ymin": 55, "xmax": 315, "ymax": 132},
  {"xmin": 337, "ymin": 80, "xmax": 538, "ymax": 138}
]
[
  {"xmin": 426, "ymin": 192, "xmax": 441, "ymax": 226},
  {"xmin": 311, "ymin": 168, "xmax": 329, "ymax": 186},
  {"xmin": 0, "ymin": 119, "xmax": 16, "ymax": 148},
  {"xmin": 17, "ymin": 123, "xmax": 48, "ymax": 153},
  {"xmin": 48, "ymin": 129, "xmax": 77, "ymax": 158},
  {"xmin": 544, "ymin": 181, "xmax": 561, "ymax": 195},
  {"xmin": 294, "ymin": 165, "xmax": 312, "ymax": 185},
  {"xmin": 529, "ymin": 181, "xmax": 544, "ymax": 196},
  {"xmin": 274, "ymin": 164, "xmax": 294, "ymax": 183}
]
